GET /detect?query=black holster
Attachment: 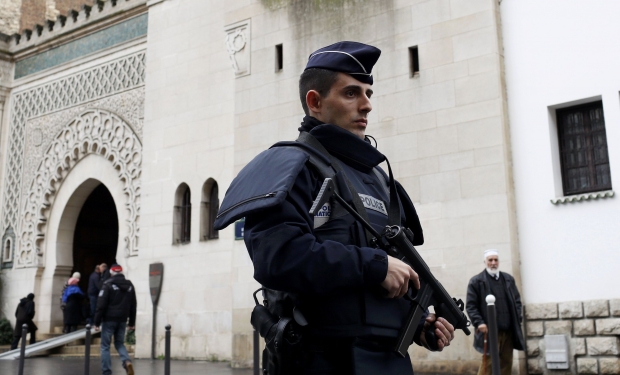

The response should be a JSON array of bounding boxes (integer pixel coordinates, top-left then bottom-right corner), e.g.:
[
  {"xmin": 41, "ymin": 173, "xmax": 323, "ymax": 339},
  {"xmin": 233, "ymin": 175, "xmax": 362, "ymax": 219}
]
[{"xmin": 251, "ymin": 289, "xmax": 304, "ymax": 375}]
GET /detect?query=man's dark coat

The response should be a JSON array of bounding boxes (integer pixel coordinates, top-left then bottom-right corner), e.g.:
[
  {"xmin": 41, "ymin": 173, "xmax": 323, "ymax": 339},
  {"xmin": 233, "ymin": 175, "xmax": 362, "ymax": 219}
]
[
  {"xmin": 95, "ymin": 274, "xmax": 137, "ymax": 327},
  {"xmin": 88, "ymin": 271, "xmax": 101, "ymax": 297},
  {"xmin": 466, "ymin": 270, "xmax": 525, "ymax": 353},
  {"xmin": 13, "ymin": 298, "xmax": 37, "ymax": 337}
]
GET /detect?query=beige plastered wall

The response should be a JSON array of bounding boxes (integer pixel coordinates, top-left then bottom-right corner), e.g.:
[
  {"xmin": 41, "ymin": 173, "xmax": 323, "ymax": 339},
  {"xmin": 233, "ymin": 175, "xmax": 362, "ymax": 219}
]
[{"xmin": 137, "ymin": 0, "xmax": 237, "ymax": 361}]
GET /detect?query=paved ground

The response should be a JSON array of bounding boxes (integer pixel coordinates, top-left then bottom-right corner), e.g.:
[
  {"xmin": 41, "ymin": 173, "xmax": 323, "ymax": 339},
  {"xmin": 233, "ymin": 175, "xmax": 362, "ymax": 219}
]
[{"xmin": 0, "ymin": 357, "xmax": 254, "ymax": 375}]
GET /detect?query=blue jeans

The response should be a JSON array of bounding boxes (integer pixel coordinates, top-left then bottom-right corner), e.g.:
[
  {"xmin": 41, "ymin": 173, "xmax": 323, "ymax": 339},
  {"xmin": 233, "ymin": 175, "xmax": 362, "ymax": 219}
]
[{"xmin": 100, "ymin": 321, "xmax": 131, "ymax": 375}]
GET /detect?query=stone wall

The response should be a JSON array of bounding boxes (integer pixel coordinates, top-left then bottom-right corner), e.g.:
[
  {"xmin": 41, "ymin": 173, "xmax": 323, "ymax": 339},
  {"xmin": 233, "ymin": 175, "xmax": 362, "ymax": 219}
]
[
  {"xmin": 525, "ymin": 300, "xmax": 620, "ymax": 375},
  {"xmin": 0, "ymin": 0, "xmax": 22, "ymax": 35}
]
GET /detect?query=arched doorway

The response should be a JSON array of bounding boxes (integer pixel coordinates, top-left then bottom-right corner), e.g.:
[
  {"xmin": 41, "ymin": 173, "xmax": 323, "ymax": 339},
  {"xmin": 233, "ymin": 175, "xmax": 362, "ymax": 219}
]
[{"xmin": 72, "ymin": 184, "xmax": 119, "ymax": 292}]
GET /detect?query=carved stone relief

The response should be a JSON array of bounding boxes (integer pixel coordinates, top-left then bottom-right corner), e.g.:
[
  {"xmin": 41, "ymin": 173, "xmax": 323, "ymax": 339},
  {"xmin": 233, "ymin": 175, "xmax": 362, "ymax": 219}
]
[
  {"xmin": 224, "ymin": 19, "xmax": 251, "ymax": 77},
  {"xmin": 2, "ymin": 51, "xmax": 146, "ymax": 239},
  {"xmin": 23, "ymin": 87, "xmax": 145, "ymax": 203},
  {"xmin": 18, "ymin": 109, "xmax": 142, "ymax": 268}
]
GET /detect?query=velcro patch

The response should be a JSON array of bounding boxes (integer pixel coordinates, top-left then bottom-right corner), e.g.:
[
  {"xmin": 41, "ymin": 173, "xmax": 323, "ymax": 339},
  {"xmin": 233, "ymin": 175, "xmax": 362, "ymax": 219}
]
[{"xmin": 358, "ymin": 194, "xmax": 388, "ymax": 216}]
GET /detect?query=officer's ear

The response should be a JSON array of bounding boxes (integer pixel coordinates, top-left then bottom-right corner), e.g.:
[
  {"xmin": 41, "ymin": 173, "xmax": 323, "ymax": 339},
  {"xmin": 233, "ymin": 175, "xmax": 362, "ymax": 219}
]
[{"xmin": 306, "ymin": 90, "xmax": 322, "ymax": 115}]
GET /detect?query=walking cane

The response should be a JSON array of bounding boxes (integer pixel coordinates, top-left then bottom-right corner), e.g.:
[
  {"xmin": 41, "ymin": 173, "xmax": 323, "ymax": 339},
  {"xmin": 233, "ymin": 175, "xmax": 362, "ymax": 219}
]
[{"xmin": 483, "ymin": 331, "xmax": 488, "ymax": 374}]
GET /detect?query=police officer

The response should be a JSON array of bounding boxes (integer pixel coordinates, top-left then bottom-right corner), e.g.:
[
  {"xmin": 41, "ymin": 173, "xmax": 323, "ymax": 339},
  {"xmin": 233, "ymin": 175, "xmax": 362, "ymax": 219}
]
[{"xmin": 214, "ymin": 41, "xmax": 455, "ymax": 375}]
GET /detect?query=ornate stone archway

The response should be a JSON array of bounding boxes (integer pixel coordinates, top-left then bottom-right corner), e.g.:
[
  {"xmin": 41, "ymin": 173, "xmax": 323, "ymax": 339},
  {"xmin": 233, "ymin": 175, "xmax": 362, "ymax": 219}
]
[{"xmin": 18, "ymin": 109, "xmax": 141, "ymax": 268}]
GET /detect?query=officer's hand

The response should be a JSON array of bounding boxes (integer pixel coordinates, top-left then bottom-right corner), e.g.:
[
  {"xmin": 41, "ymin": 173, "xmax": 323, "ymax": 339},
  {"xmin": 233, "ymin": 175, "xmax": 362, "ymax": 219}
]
[
  {"xmin": 381, "ymin": 256, "xmax": 420, "ymax": 298},
  {"xmin": 477, "ymin": 324, "xmax": 488, "ymax": 334},
  {"xmin": 420, "ymin": 314, "xmax": 455, "ymax": 352},
  {"xmin": 94, "ymin": 326, "xmax": 100, "ymax": 332},
  {"xmin": 128, "ymin": 326, "xmax": 135, "ymax": 331}
]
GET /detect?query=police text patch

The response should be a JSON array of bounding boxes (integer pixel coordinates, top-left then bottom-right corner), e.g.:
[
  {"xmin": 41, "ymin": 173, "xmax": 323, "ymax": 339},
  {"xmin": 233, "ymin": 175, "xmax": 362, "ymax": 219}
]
[
  {"xmin": 358, "ymin": 194, "xmax": 388, "ymax": 216},
  {"xmin": 313, "ymin": 202, "xmax": 331, "ymax": 229}
]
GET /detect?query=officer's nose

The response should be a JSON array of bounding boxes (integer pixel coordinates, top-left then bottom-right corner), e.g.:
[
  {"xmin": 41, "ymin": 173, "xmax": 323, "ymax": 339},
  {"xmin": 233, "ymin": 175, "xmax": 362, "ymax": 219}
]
[{"xmin": 360, "ymin": 94, "xmax": 372, "ymax": 114}]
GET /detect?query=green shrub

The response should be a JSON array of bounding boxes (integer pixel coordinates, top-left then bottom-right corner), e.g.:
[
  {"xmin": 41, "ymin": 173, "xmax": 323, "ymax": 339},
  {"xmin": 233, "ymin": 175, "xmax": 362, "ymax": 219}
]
[
  {"xmin": 0, "ymin": 318, "xmax": 13, "ymax": 345},
  {"xmin": 125, "ymin": 329, "xmax": 135, "ymax": 345}
]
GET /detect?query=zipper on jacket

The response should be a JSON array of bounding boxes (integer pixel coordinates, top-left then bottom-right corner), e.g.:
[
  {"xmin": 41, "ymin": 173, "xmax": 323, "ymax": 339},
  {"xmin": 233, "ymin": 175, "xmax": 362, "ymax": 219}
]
[{"xmin": 216, "ymin": 192, "xmax": 277, "ymax": 219}]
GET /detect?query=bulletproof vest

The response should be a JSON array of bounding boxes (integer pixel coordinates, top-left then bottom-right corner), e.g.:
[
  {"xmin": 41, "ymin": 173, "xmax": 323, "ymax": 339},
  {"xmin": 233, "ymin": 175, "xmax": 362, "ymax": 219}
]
[{"xmin": 268, "ymin": 133, "xmax": 412, "ymax": 340}]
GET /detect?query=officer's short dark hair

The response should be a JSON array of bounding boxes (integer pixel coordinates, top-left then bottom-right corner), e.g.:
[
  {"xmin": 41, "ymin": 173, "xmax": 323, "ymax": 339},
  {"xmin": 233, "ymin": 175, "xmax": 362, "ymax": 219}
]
[{"xmin": 299, "ymin": 68, "xmax": 340, "ymax": 116}]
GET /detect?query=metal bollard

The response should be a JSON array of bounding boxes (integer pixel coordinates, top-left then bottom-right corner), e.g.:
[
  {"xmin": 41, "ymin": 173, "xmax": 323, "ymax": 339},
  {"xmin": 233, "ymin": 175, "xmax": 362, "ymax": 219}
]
[
  {"xmin": 164, "ymin": 324, "xmax": 171, "ymax": 375},
  {"xmin": 486, "ymin": 295, "xmax": 501, "ymax": 375},
  {"xmin": 253, "ymin": 329, "xmax": 259, "ymax": 375},
  {"xmin": 18, "ymin": 323, "xmax": 27, "ymax": 375},
  {"xmin": 84, "ymin": 324, "xmax": 92, "ymax": 375}
]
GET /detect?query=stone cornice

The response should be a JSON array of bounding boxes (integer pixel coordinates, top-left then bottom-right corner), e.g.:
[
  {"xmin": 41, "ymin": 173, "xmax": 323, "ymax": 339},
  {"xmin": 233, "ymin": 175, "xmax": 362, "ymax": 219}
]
[
  {"xmin": 3, "ymin": 0, "xmax": 148, "ymax": 60},
  {"xmin": 550, "ymin": 190, "xmax": 615, "ymax": 205}
]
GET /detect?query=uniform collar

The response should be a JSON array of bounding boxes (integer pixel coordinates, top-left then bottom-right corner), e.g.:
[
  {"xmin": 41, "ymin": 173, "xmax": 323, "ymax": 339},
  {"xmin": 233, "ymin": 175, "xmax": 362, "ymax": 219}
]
[{"xmin": 300, "ymin": 116, "xmax": 385, "ymax": 173}]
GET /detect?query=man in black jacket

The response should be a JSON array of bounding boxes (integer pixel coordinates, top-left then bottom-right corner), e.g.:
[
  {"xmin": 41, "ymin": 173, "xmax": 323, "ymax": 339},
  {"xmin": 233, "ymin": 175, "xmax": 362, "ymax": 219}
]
[
  {"xmin": 11, "ymin": 293, "xmax": 37, "ymax": 350},
  {"xmin": 88, "ymin": 265, "xmax": 102, "ymax": 324},
  {"xmin": 95, "ymin": 264, "xmax": 136, "ymax": 375},
  {"xmin": 466, "ymin": 250, "xmax": 525, "ymax": 375}
]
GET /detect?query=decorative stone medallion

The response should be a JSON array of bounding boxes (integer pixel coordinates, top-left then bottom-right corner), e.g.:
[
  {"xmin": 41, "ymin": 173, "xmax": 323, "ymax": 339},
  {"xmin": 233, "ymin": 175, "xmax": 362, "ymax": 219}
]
[{"xmin": 224, "ymin": 19, "xmax": 251, "ymax": 77}]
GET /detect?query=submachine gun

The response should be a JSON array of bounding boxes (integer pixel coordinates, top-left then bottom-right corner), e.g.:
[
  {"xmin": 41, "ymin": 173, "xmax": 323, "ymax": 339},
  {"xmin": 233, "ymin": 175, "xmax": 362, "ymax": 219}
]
[{"xmin": 309, "ymin": 178, "xmax": 471, "ymax": 357}]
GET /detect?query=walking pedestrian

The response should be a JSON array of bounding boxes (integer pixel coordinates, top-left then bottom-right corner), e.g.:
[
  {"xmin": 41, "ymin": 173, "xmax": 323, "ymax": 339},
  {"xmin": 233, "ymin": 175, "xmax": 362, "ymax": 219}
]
[
  {"xmin": 99, "ymin": 263, "xmax": 110, "ymax": 288},
  {"xmin": 95, "ymin": 264, "xmax": 136, "ymax": 375},
  {"xmin": 10, "ymin": 293, "xmax": 37, "ymax": 350},
  {"xmin": 88, "ymin": 265, "xmax": 102, "ymax": 324},
  {"xmin": 62, "ymin": 274, "xmax": 84, "ymax": 333},
  {"xmin": 466, "ymin": 249, "xmax": 525, "ymax": 375}
]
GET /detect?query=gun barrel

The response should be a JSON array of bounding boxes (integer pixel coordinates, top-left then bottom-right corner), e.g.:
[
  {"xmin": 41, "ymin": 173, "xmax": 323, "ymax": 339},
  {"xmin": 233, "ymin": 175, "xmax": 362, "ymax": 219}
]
[{"xmin": 385, "ymin": 226, "xmax": 471, "ymax": 334}]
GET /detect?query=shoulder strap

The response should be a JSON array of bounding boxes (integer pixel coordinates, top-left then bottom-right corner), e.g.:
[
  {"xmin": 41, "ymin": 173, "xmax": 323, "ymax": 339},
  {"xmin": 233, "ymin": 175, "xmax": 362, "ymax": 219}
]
[{"xmin": 296, "ymin": 132, "xmax": 374, "ymax": 242}]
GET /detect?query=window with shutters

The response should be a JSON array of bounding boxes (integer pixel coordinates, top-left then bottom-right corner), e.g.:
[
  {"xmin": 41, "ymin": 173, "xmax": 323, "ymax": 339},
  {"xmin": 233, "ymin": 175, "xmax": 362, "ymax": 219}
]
[
  {"xmin": 200, "ymin": 179, "xmax": 219, "ymax": 241},
  {"xmin": 173, "ymin": 183, "xmax": 191, "ymax": 244},
  {"xmin": 556, "ymin": 101, "xmax": 612, "ymax": 196}
]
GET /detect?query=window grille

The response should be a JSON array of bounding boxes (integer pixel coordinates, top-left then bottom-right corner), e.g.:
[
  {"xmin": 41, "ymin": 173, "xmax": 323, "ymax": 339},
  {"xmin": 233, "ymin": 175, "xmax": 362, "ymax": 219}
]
[
  {"xmin": 3, "ymin": 239, "xmax": 11, "ymax": 263},
  {"xmin": 208, "ymin": 183, "xmax": 219, "ymax": 239},
  {"xmin": 181, "ymin": 188, "xmax": 191, "ymax": 243},
  {"xmin": 173, "ymin": 184, "xmax": 191, "ymax": 244},
  {"xmin": 200, "ymin": 180, "xmax": 219, "ymax": 241},
  {"xmin": 557, "ymin": 101, "xmax": 612, "ymax": 196},
  {"xmin": 1, "ymin": 227, "xmax": 15, "ymax": 268}
]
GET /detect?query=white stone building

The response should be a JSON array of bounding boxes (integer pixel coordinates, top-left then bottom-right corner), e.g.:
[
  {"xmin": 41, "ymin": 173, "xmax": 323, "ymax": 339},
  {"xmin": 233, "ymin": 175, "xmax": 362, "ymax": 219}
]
[
  {"xmin": 0, "ymin": 0, "xmax": 616, "ymax": 374},
  {"xmin": 501, "ymin": 1, "xmax": 620, "ymax": 374}
]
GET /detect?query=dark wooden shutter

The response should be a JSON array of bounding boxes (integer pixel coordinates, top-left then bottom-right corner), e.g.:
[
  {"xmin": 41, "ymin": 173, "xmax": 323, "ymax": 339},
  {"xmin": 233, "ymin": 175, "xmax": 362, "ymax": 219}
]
[{"xmin": 557, "ymin": 101, "xmax": 612, "ymax": 195}]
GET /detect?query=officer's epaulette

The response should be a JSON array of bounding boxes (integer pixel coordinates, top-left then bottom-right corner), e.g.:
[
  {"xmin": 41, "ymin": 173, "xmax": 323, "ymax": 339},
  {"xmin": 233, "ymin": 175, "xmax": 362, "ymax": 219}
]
[{"xmin": 213, "ymin": 142, "xmax": 320, "ymax": 230}]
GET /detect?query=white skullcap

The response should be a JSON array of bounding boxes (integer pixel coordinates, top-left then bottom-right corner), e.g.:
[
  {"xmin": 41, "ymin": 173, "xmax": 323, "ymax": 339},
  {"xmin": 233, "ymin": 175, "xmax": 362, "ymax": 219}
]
[
  {"xmin": 72, "ymin": 272, "xmax": 81, "ymax": 279},
  {"xmin": 484, "ymin": 249, "xmax": 499, "ymax": 260}
]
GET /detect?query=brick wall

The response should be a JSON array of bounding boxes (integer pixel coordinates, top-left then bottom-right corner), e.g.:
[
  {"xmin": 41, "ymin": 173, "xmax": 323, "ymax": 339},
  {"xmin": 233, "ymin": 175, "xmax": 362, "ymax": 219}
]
[
  {"xmin": 19, "ymin": 0, "xmax": 47, "ymax": 32},
  {"xmin": 18, "ymin": 0, "xmax": 94, "ymax": 33},
  {"xmin": 54, "ymin": 0, "xmax": 95, "ymax": 16},
  {"xmin": 525, "ymin": 299, "xmax": 620, "ymax": 374}
]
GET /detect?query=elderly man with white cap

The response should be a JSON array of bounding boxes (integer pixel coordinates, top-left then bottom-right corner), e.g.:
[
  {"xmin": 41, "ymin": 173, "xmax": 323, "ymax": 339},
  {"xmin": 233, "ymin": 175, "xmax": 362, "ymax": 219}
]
[{"xmin": 466, "ymin": 249, "xmax": 525, "ymax": 375}]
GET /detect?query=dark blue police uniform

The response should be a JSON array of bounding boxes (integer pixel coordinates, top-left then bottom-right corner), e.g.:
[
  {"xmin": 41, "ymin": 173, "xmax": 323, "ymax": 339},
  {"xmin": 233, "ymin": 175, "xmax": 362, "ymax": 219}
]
[{"xmin": 214, "ymin": 42, "xmax": 428, "ymax": 375}]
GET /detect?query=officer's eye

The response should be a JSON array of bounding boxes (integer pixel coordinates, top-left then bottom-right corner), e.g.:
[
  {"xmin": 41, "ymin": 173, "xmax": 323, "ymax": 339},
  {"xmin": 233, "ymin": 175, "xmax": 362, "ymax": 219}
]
[{"xmin": 345, "ymin": 90, "xmax": 355, "ymax": 97}]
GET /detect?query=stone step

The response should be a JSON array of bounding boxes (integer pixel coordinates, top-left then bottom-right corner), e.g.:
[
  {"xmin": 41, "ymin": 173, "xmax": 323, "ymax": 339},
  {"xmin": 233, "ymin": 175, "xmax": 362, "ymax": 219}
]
[
  {"xmin": 0, "ymin": 345, "xmax": 10, "ymax": 354},
  {"xmin": 49, "ymin": 344, "xmax": 135, "ymax": 355}
]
